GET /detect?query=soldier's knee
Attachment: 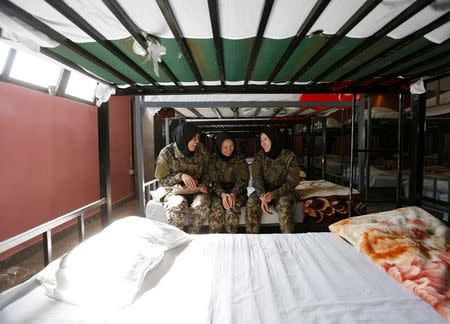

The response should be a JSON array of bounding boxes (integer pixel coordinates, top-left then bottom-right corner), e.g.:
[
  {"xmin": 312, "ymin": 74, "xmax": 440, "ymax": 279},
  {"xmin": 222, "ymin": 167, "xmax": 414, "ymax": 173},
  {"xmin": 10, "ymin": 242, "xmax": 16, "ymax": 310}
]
[{"xmin": 165, "ymin": 195, "xmax": 188, "ymax": 210}]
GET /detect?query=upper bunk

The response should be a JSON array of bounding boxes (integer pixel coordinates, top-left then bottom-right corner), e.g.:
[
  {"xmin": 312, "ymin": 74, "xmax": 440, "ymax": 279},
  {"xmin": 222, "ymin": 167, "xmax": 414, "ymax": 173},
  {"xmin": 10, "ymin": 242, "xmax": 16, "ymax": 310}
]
[{"xmin": 0, "ymin": 0, "xmax": 449, "ymax": 97}]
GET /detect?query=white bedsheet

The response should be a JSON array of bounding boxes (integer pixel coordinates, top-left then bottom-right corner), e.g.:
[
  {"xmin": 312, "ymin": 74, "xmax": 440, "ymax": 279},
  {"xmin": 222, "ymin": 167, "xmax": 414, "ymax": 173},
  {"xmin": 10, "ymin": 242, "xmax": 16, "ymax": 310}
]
[
  {"xmin": 403, "ymin": 178, "xmax": 449, "ymax": 202},
  {"xmin": 0, "ymin": 233, "xmax": 445, "ymax": 324},
  {"xmin": 343, "ymin": 166, "xmax": 398, "ymax": 188}
]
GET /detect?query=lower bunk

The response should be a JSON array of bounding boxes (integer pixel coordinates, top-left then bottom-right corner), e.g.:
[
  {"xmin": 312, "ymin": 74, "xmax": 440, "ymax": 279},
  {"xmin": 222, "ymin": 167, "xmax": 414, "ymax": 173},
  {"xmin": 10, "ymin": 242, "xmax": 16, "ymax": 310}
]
[
  {"xmin": 1, "ymin": 207, "xmax": 448, "ymax": 323},
  {"xmin": 145, "ymin": 179, "xmax": 366, "ymax": 232},
  {"xmin": 145, "ymin": 181, "xmax": 304, "ymax": 231}
]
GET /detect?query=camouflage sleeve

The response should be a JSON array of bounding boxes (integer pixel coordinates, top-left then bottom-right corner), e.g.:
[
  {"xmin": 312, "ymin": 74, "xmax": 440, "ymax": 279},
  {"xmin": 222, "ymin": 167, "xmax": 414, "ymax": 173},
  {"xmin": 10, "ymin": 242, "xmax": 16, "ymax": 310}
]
[
  {"xmin": 199, "ymin": 150, "xmax": 210, "ymax": 186},
  {"xmin": 252, "ymin": 153, "xmax": 264, "ymax": 196},
  {"xmin": 208, "ymin": 157, "xmax": 225, "ymax": 196},
  {"xmin": 232, "ymin": 155, "xmax": 250, "ymax": 195},
  {"xmin": 154, "ymin": 149, "xmax": 183, "ymax": 187},
  {"xmin": 271, "ymin": 152, "xmax": 300, "ymax": 200}
]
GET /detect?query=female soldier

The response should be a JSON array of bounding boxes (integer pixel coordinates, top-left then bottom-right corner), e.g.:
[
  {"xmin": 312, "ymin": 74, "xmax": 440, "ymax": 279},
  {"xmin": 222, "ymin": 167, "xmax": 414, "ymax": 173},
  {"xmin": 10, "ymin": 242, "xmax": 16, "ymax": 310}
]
[
  {"xmin": 208, "ymin": 133, "xmax": 250, "ymax": 233},
  {"xmin": 155, "ymin": 122, "xmax": 210, "ymax": 233},
  {"xmin": 246, "ymin": 127, "xmax": 300, "ymax": 233}
]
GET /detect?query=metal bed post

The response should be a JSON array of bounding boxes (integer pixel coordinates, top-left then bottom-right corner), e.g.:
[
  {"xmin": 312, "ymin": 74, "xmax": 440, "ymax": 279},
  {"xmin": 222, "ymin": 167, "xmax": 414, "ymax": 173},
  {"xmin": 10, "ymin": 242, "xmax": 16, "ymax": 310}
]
[
  {"xmin": 409, "ymin": 93, "xmax": 426, "ymax": 206},
  {"xmin": 348, "ymin": 94, "xmax": 356, "ymax": 217},
  {"xmin": 134, "ymin": 96, "xmax": 146, "ymax": 217},
  {"xmin": 165, "ymin": 118, "xmax": 170, "ymax": 146},
  {"xmin": 78, "ymin": 212, "xmax": 85, "ymax": 242},
  {"xmin": 306, "ymin": 118, "xmax": 313, "ymax": 177},
  {"xmin": 321, "ymin": 117, "xmax": 327, "ymax": 179},
  {"xmin": 357, "ymin": 94, "xmax": 366, "ymax": 196},
  {"xmin": 339, "ymin": 109, "xmax": 345, "ymax": 185},
  {"xmin": 98, "ymin": 101, "xmax": 112, "ymax": 227},
  {"xmin": 365, "ymin": 96, "xmax": 372, "ymax": 201},
  {"xmin": 42, "ymin": 230, "xmax": 52, "ymax": 265},
  {"xmin": 396, "ymin": 92, "xmax": 404, "ymax": 207}
]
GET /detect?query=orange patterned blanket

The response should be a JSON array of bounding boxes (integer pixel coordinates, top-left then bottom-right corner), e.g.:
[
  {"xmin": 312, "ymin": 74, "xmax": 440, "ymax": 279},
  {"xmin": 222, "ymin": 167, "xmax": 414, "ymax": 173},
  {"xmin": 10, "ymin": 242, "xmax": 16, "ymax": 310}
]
[{"xmin": 330, "ymin": 207, "xmax": 450, "ymax": 320}]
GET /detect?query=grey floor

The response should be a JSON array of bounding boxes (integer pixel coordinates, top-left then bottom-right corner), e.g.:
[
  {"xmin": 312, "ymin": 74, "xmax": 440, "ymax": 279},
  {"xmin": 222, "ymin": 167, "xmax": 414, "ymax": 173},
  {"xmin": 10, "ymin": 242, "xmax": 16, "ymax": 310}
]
[{"xmin": 0, "ymin": 199, "xmax": 139, "ymax": 292}]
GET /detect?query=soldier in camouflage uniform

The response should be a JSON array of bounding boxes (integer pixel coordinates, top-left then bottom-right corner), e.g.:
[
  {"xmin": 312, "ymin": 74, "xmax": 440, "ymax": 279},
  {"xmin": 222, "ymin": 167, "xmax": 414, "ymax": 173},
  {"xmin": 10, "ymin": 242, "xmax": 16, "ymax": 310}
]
[
  {"xmin": 246, "ymin": 127, "xmax": 300, "ymax": 233},
  {"xmin": 208, "ymin": 133, "xmax": 250, "ymax": 233},
  {"xmin": 155, "ymin": 123, "xmax": 210, "ymax": 233}
]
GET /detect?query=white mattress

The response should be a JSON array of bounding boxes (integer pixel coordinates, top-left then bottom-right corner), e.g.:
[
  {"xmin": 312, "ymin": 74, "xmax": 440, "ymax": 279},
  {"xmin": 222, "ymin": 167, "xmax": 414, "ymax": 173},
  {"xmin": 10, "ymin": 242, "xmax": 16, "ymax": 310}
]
[
  {"xmin": 403, "ymin": 178, "xmax": 449, "ymax": 202},
  {"xmin": 0, "ymin": 233, "xmax": 444, "ymax": 324},
  {"xmin": 343, "ymin": 166, "xmax": 398, "ymax": 188}
]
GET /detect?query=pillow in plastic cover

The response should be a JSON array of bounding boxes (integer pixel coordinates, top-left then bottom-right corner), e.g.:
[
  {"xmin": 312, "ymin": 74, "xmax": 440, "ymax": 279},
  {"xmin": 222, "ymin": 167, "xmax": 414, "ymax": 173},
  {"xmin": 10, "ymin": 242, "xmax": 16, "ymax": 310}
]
[{"xmin": 37, "ymin": 217, "xmax": 192, "ymax": 309}]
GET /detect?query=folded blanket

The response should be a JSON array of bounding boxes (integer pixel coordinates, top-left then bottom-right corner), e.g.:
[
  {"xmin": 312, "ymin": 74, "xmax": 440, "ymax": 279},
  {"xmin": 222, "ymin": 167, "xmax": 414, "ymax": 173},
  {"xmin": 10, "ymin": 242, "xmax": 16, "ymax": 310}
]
[{"xmin": 295, "ymin": 180, "xmax": 359, "ymax": 200}]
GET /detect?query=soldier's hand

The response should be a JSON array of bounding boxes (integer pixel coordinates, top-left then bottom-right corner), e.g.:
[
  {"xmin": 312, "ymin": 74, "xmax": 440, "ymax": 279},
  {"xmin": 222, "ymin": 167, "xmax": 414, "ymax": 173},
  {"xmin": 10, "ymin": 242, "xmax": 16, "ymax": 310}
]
[
  {"xmin": 199, "ymin": 183, "xmax": 208, "ymax": 194},
  {"xmin": 263, "ymin": 192, "xmax": 273, "ymax": 203},
  {"xmin": 181, "ymin": 174, "xmax": 197, "ymax": 189},
  {"xmin": 221, "ymin": 192, "xmax": 231, "ymax": 209},
  {"xmin": 229, "ymin": 193, "xmax": 235, "ymax": 208},
  {"xmin": 261, "ymin": 201, "xmax": 272, "ymax": 214}
]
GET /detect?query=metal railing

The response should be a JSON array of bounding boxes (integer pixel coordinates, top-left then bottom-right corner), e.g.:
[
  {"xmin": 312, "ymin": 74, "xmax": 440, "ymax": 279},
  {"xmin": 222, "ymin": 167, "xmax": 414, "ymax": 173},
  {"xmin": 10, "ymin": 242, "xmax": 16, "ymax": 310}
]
[
  {"xmin": 0, "ymin": 198, "xmax": 106, "ymax": 266},
  {"xmin": 144, "ymin": 179, "xmax": 160, "ymax": 203}
]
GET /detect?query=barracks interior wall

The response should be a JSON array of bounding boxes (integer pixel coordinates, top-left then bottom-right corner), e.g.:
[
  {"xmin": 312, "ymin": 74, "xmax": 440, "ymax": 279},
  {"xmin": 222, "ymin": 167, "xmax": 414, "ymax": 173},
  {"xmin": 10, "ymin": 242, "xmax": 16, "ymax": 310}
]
[{"xmin": 0, "ymin": 81, "xmax": 135, "ymax": 259}]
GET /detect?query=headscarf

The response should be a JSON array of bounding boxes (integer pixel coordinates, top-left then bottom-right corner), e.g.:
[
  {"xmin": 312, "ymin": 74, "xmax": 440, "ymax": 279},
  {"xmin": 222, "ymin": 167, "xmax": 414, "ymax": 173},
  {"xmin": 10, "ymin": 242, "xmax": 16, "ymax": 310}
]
[
  {"xmin": 215, "ymin": 132, "xmax": 236, "ymax": 162},
  {"xmin": 172, "ymin": 122, "xmax": 199, "ymax": 157},
  {"xmin": 261, "ymin": 127, "xmax": 282, "ymax": 160}
]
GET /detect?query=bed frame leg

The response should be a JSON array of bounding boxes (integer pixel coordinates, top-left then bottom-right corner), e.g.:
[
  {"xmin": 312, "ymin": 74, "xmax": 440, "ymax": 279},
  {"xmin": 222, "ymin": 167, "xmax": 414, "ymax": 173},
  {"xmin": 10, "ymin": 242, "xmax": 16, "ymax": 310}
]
[{"xmin": 42, "ymin": 230, "xmax": 52, "ymax": 266}]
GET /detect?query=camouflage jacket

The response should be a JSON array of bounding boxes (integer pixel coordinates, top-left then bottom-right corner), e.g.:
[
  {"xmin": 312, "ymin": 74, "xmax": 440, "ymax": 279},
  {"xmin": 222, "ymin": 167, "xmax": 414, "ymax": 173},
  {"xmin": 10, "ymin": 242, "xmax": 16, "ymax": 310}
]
[
  {"xmin": 155, "ymin": 142, "xmax": 209, "ymax": 188},
  {"xmin": 208, "ymin": 153, "xmax": 250, "ymax": 197},
  {"xmin": 252, "ymin": 149, "xmax": 300, "ymax": 199}
]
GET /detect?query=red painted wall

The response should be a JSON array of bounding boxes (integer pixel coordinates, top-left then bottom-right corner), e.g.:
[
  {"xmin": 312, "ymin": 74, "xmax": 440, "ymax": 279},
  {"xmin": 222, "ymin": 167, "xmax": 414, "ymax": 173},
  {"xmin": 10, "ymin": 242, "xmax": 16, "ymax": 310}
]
[{"xmin": 0, "ymin": 82, "xmax": 134, "ymax": 259}]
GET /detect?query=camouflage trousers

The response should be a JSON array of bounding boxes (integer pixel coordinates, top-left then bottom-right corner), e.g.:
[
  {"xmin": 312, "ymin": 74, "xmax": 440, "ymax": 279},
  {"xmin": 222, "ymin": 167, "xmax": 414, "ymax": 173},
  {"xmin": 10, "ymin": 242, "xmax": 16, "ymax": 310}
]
[
  {"xmin": 209, "ymin": 193, "xmax": 247, "ymax": 233},
  {"xmin": 245, "ymin": 192, "xmax": 295, "ymax": 234},
  {"xmin": 163, "ymin": 193, "xmax": 210, "ymax": 234}
]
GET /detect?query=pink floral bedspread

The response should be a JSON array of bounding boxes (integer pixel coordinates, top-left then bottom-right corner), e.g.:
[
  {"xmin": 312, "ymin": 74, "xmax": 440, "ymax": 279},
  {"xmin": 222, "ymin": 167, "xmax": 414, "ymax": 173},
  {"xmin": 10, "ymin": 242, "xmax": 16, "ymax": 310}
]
[{"xmin": 329, "ymin": 207, "xmax": 450, "ymax": 320}]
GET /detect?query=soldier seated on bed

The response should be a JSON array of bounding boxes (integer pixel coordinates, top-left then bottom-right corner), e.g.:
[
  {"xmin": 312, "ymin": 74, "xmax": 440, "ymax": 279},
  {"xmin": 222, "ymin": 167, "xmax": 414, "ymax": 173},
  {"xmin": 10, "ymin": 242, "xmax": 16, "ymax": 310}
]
[
  {"xmin": 155, "ymin": 122, "xmax": 210, "ymax": 233},
  {"xmin": 208, "ymin": 133, "xmax": 250, "ymax": 233},
  {"xmin": 246, "ymin": 127, "xmax": 300, "ymax": 234}
]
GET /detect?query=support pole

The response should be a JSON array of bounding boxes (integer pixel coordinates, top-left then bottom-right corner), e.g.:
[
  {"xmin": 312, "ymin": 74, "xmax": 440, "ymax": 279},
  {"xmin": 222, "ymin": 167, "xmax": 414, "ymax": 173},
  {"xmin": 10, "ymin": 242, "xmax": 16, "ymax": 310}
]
[
  {"xmin": 409, "ymin": 93, "xmax": 426, "ymax": 206},
  {"xmin": 321, "ymin": 117, "xmax": 327, "ymax": 179},
  {"xmin": 98, "ymin": 102, "xmax": 112, "ymax": 227},
  {"xmin": 165, "ymin": 118, "xmax": 170, "ymax": 146},
  {"xmin": 306, "ymin": 118, "xmax": 313, "ymax": 176},
  {"xmin": 134, "ymin": 96, "xmax": 146, "ymax": 217},
  {"xmin": 349, "ymin": 94, "xmax": 356, "ymax": 217},
  {"xmin": 365, "ymin": 96, "xmax": 372, "ymax": 201},
  {"xmin": 357, "ymin": 95, "xmax": 366, "ymax": 195},
  {"xmin": 396, "ymin": 93, "xmax": 404, "ymax": 207}
]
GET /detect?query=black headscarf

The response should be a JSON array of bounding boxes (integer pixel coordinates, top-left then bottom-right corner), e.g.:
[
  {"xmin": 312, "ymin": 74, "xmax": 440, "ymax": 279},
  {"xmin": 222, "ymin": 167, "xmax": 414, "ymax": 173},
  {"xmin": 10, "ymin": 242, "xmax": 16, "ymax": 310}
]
[
  {"xmin": 215, "ymin": 132, "xmax": 236, "ymax": 162},
  {"xmin": 261, "ymin": 127, "xmax": 282, "ymax": 160},
  {"xmin": 172, "ymin": 122, "xmax": 199, "ymax": 157}
]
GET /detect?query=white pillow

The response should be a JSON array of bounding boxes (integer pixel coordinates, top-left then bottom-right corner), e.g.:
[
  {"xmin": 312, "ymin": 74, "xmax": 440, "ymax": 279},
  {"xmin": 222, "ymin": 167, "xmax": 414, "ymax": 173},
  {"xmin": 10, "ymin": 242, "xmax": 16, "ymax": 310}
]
[{"xmin": 37, "ymin": 217, "xmax": 191, "ymax": 309}]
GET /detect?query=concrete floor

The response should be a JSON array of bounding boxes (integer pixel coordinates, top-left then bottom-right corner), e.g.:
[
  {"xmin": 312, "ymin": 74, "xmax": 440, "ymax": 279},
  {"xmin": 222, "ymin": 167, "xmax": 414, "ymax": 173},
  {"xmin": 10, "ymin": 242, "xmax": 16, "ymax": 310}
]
[{"xmin": 0, "ymin": 199, "xmax": 139, "ymax": 293}]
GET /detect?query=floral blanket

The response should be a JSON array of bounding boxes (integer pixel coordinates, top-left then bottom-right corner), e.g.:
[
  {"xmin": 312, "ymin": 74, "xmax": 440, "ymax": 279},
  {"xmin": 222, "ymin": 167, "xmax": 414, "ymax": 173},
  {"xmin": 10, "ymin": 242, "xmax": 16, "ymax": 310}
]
[
  {"xmin": 295, "ymin": 180, "xmax": 366, "ymax": 224},
  {"xmin": 329, "ymin": 207, "xmax": 450, "ymax": 320}
]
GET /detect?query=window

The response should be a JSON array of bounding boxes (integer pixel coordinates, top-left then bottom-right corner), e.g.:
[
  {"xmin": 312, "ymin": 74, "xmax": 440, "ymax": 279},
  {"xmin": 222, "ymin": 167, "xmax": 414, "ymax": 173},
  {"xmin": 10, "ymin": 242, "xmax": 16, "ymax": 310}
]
[
  {"xmin": 9, "ymin": 50, "xmax": 62, "ymax": 88},
  {"xmin": 0, "ymin": 42, "xmax": 10, "ymax": 74},
  {"xmin": 65, "ymin": 70, "xmax": 97, "ymax": 102}
]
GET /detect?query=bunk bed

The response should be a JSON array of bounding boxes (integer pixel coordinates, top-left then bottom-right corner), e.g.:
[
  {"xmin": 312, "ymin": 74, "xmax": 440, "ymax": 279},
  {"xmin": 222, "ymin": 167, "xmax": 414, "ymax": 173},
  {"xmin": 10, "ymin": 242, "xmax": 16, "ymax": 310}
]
[
  {"xmin": 144, "ymin": 178, "xmax": 305, "ymax": 229},
  {"xmin": 1, "ymin": 211, "xmax": 448, "ymax": 324},
  {"xmin": 403, "ymin": 165, "xmax": 450, "ymax": 202},
  {"xmin": 329, "ymin": 106, "xmax": 401, "ymax": 188},
  {"xmin": 1, "ymin": 0, "xmax": 450, "ymax": 323}
]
